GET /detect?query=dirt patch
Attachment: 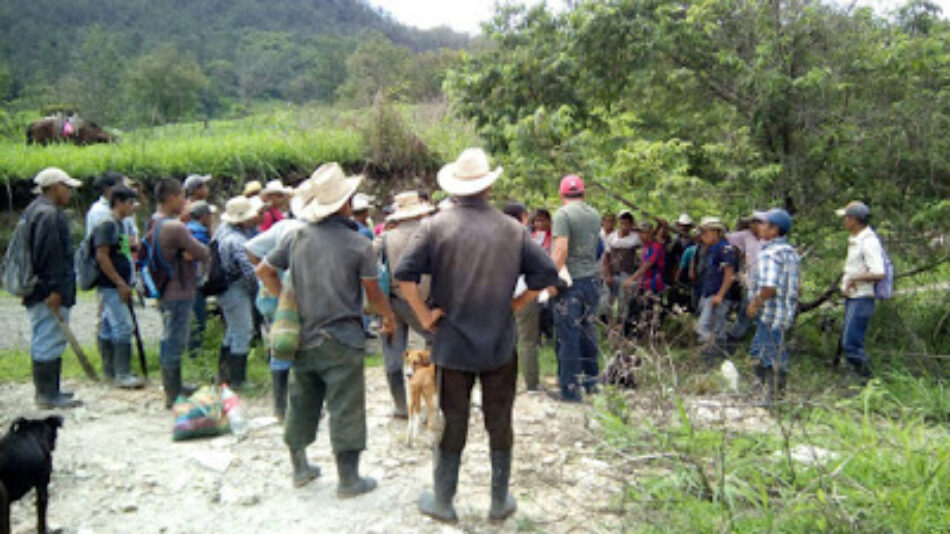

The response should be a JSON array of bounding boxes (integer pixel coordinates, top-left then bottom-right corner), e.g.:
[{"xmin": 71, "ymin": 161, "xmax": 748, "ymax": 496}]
[{"xmin": 2, "ymin": 368, "xmax": 631, "ymax": 534}]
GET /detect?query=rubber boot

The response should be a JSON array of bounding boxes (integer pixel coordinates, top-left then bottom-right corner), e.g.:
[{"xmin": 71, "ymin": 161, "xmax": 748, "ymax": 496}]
[
  {"xmin": 162, "ymin": 366, "xmax": 184, "ymax": 409},
  {"xmin": 113, "ymin": 342, "xmax": 145, "ymax": 389},
  {"xmin": 386, "ymin": 370, "xmax": 408, "ymax": 419},
  {"xmin": 33, "ymin": 359, "xmax": 81, "ymax": 409},
  {"xmin": 217, "ymin": 345, "xmax": 231, "ymax": 385},
  {"xmin": 290, "ymin": 448, "xmax": 322, "ymax": 488},
  {"xmin": 776, "ymin": 370, "xmax": 788, "ymax": 401},
  {"xmin": 229, "ymin": 353, "xmax": 247, "ymax": 389},
  {"xmin": 755, "ymin": 368, "xmax": 776, "ymax": 408},
  {"xmin": 335, "ymin": 451, "xmax": 377, "ymax": 498},
  {"xmin": 272, "ymin": 370, "xmax": 289, "ymax": 421},
  {"xmin": 753, "ymin": 363, "xmax": 768, "ymax": 389},
  {"xmin": 98, "ymin": 337, "xmax": 116, "ymax": 382},
  {"xmin": 418, "ymin": 450, "xmax": 460, "ymax": 522},
  {"xmin": 489, "ymin": 450, "xmax": 517, "ymax": 522}
]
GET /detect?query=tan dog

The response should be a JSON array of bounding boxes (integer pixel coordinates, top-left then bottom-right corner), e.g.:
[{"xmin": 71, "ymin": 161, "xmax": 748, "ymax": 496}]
[{"xmin": 404, "ymin": 349, "xmax": 438, "ymax": 445}]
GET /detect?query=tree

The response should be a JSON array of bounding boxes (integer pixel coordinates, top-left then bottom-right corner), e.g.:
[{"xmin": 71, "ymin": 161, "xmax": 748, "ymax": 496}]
[
  {"xmin": 70, "ymin": 25, "xmax": 126, "ymax": 123},
  {"xmin": 337, "ymin": 32, "xmax": 412, "ymax": 106},
  {"xmin": 125, "ymin": 44, "xmax": 208, "ymax": 124}
]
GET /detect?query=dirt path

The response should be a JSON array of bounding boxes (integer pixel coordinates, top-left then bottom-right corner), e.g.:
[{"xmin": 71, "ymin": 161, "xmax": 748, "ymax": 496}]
[{"xmin": 2, "ymin": 368, "xmax": 630, "ymax": 534}]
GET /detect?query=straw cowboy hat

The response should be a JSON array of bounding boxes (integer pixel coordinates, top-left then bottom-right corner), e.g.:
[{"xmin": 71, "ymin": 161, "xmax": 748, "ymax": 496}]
[
  {"xmin": 221, "ymin": 195, "xmax": 264, "ymax": 224},
  {"xmin": 260, "ymin": 179, "xmax": 293, "ymax": 197},
  {"xmin": 437, "ymin": 148, "xmax": 503, "ymax": 196},
  {"xmin": 243, "ymin": 180, "xmax": 263, "ymax": 197},
  {"xmin": 291, "ymin": 162, "xmax": 363, "ymax": 223},
  {"xmin": 387, "ymin": 191, "xmax": 436, "ymax": 222},
  {"xmin": 351, "ymin": 193, "xmax": 375, "ymax": 212},
  {"xmin": 698, "ymin": 216, "xmax": 727, "ymax": 232},
  {"xmin": 675, "ymin": 213, "xmax": 694, "ymax": 226}
]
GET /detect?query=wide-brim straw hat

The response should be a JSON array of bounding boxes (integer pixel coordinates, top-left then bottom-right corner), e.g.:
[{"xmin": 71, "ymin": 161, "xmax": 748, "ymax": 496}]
[
  {"xmin": 221, "ymin": 196, "xmax": 264, "ymax": 224},
  {"xmin": 675, "ymin": 213, "xmax": 694, "ymax": 226},
  {"xmin": 291, "ymin": 162, "xmax": 363, "ymax": 223},
  {"xmin": 387, "ymin": 191, "xmax": 436, "ymax": 222},
  {"xmin": 261, "ymin": 179, "xmax": 293, "ymax": 197},
  {"xmin": 698, "ymin": 216, "xmax": 727, "ymax": 232},
  {"xmin": 437, "ymin": 148, "xmax": 503, "ymax": 197},
  {"xmin": 243, "ymin": 180, "xmax": 263, "ymax": 197}
]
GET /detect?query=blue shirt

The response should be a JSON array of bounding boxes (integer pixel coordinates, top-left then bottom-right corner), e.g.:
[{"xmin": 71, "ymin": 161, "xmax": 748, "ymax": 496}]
[
  {"xmin": 355, "ymin": 221, "xmax": 374, "ymax": 241},
  {"xmin": 701, "ymin": 239, "xmax": 738, "ymax": 298},
  {"xmin": 756, "ymin": 237, "xmax": 801, "ymax": 330},
  {"xmin": 186, "ymin": 220, "xmax": 211, "ymax": 245}
]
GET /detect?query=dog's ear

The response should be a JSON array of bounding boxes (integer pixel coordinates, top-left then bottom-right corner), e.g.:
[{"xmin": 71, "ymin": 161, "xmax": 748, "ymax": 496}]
[
  {"xmin": 10, "ymin": 417, "xmax": 26, "ymax": 433},
  {"xmin": 45, "ymin": 415, "xmax": 64, "ymax": 429}
]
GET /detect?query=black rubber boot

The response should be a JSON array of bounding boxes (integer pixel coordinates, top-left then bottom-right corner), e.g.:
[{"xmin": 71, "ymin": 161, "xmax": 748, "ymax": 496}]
[
  {"xmin": 386, "ymin": 370, "xmax": 408, "ymax": 419},
  {"xmin": 489, "ymin": 450, "xmax": 517, "ymax": 522},
  {"xmin": 33, "ymin": 359, "xmax": 81, "ymax": 409},
  {"xmin": 113, "ymin": 342, "xmax": 145, "ymax": 389},
  {"xmin": 162, "ymin": 366, "xmax": 183, "ymax": 409},
  {"xmin": 753, "ymin": 363, "xmax": 768, "ymax": 389},
  {"xmin": 418, "ymin": 450, "xmax": 460, "ymax": 522},
  {"xmin": 335, "ymin": 451, "xmax": 377, "ymax": 498},
  {"xmin": 290, "ymin": 448, "xmax": 322, "ymax": 488},
  {"xmin": 777, "ymin": 370, "xmax": 788, "ymax": 401},
  {"xmin": 229, "ymin": 353, "xmax": 247, "ymax": 389},
  {"xmin": 217, "ymin": 345, "xmax": 231, "ymax": 385},
  {"xmin": 755, "ymin": 367, "xmax": 776, "ymax": 408},
  {"xmin": 98, "ymin": 337, "xmax": 116, "ymax": 382},
  {"xmin": 272, "ymin": 369, "xmax": 289, "ymax": 420}
]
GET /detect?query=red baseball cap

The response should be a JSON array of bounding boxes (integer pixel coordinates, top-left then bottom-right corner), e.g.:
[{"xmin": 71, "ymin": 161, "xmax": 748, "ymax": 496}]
[{"xmin": 559, "ymin": 174, "xmax": 585, "ymax": 196}]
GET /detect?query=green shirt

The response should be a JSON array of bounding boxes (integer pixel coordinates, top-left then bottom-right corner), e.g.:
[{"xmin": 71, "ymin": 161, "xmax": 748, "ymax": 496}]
[{"xmin": 552, "ymin": 200, "xmax": 601, "ymax": 279}]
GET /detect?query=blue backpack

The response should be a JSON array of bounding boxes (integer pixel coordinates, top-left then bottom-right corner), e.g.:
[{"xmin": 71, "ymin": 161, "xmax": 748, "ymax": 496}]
[{"xmin": 140, "ymin": 219, "xmax": 174, "ymax": 299}]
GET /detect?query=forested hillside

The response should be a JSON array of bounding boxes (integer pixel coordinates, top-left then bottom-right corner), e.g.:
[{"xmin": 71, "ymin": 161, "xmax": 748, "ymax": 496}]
[{"xmin": 0, "ymin": 0, "xmax": 468, "ymax": 124}]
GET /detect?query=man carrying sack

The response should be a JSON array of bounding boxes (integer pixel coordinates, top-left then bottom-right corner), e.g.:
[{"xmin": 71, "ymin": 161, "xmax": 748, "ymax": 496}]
[
  {"xmin": 393, "ymin": 148, "xmax": 558, "ymax": 523},
  {"xmin": 256, "ymin": 163, "xmax": 396, "ymax": 496}
]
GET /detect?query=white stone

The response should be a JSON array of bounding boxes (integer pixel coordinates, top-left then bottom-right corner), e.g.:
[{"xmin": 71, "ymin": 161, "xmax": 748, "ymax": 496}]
[{"xmin": 189, "ymin": 451, "xmax": 234, "ymax": 473}]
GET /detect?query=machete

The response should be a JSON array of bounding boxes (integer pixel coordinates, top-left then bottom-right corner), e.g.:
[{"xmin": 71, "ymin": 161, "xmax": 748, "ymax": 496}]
[
  {"xmin": 51, "ymin": 307, "xmax": 100, "ymax": 381},
  {"xmin": 128, "ymin": 301, "xmax": 149, "ymax": 379}
]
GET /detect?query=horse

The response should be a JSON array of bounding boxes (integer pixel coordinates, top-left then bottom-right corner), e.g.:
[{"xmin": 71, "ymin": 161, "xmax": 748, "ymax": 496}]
[{"xmin": 26, "ymin": 117, "xmax": 116, "ymax": 146}]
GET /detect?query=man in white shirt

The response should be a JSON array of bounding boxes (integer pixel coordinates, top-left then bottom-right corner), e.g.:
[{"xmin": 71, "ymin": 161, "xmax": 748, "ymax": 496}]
[{"xmin": 837, "ymin": 201, "xmax": 885, "ymax": 380}]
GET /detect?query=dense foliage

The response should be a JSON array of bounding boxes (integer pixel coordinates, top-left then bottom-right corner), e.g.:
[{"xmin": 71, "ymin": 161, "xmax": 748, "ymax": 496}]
[
  {"xmin": 447, "ymin": 0, "xmax": 950, "ymax": 289},
  {"xmin": 0, "ymin": 0, "xmax": 467, "ymax": 124}
]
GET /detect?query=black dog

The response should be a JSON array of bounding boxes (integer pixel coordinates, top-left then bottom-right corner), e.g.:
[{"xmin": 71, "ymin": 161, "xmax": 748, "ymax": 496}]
[{"xmin": 0, "ymin": 416, "xmax": 63, "ymax": 534}]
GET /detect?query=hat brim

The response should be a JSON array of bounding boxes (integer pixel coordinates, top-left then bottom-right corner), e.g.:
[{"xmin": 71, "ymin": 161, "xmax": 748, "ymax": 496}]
[
  {"xmin": 291, "ymin": 175, "xmax": 363, "ymax": 223},
  {"xmin": 700, "ymin": 223, "xmax": 727, "ymax": 232},
  {"xmin": 437, "ymin": 164, "xmax": 503, "ymax": 197},
  {"xmin": 387, "ymin": 204, "xmax": 436, "ymax": 222},
  {"xmin": 261, "ymin": 186, "xmax": 294, "ymax": 196}
]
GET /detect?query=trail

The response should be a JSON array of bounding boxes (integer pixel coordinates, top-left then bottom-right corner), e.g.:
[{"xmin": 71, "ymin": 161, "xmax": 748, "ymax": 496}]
[{"xmin": 1, "ymin": 368, "xmax": 630, "ymax": 534}]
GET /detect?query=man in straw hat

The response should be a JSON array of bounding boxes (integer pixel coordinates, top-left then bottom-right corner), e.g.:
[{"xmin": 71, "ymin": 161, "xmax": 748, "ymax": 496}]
[
  {"xmin": 214, "ymin": 195, "xmax": 264, "ymax": 388},
  {"xmin": 393, "ymin": 148, "xmax": 558, "ymax": 523},
  {"xmin": 21, "ymin": 167, "xmax": 84, "ymax": 408},
  {"xmin": 378, "ymin": 191, "xmax": 436, "ymax": 417},
  {"xmin": 695, "ymin": 216, "xmax": 738, "ymax": 362},
  {"xmin": 258, "ymin": 179, "xmax": 293, "ymax": 232},
  {"xmin": 256, "ymin": 162, "xmax": 396, "ymax": 496}
]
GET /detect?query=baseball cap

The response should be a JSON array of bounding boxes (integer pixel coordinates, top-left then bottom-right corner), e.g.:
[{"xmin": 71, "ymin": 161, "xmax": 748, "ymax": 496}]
[
  {"xmin": 752, "ymin": 210, "xmax": 770, "ymax": 222},
  {"xmin": 33, "ymin": 167, "xmax": 81, "ymax": 194},
  {"xmin": 559, "ymin": 174, "xmax": 585, "ymax": 197},
  {"xmin": 765, "ymin": 208, "xmax": 792, "ymax": 235},
  {"xmin": 675, "ymin": 213, "xmax": 694, "ymax": 226},
  {"xmin": 94, "ymin": 170, "xmax": 123, "ymax": 193},
  {"xmin": 188, "ymin": 200, "xmax": 217, "ymax": 219},
  {"xmin": 183, "ymin": 174, "xmax": 212, "ymax": 195},
  {"xmin": 835, "ymin": 201, "xmax": 870, "ymax": 221}
]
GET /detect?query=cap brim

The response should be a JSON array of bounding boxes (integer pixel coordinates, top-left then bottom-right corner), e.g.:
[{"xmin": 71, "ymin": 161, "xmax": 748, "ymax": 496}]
[
  {"xmin": 835, "ymin": 208, "xmax": 847, "ymax": 217},
  {"xmin": 437, "ymin": 164, "xmax": 503, "ymax": 196},
  {"xmin": 292, "ymin": 175, "xmax": 364, "ymax": 222},
  {"xmin": 753, "ymin": 210, "xmax": 770, "ymax": 222}
]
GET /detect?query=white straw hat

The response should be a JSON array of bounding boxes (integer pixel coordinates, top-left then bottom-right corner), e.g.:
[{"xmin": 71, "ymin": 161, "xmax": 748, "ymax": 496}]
[
  {"xmin": 221, "ymin": 196, "xmax": 264, "ymax": 224},
  {"xmin": 437, "ymin": 148, "xmax": 503, "ymax": 196},
  {"xmin": 290, "ymin": 163, "xmax": 364, "ymax": 223},
  {"xmin": 387, "ymin": 191, "xmax": 436, "ymax": 222},
  {"xmin": 261, "ymin": 179, "xmax": 293, "ymax": 197}
]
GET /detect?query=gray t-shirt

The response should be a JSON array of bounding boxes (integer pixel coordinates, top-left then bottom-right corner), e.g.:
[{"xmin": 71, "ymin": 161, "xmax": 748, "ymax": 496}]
[
  {"xmin": 552, "ymin": 200, "xmax": 601, "ymax": 279},
  {"xmin": 266, "ymin": 216, "xmax": 377, "ymax": 350}
]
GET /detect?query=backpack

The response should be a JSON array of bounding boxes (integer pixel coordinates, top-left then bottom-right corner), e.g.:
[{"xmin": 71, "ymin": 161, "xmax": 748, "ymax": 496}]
[
  {"xmin": 872, "ymin": 231, "xmax": 895, "ymax": 300},
  {"xmin": 200, "ymin": 238, "xmax": 232, "ymax": 296},
  {"xmin": 1, "ymin": 215, "xmax": 38, "ymax": 297},
  {"xmin": 377, "ymin": 234, "xmax": 391, "ymax": 297},
  {"xmin": 140, "ymin": 219, "xmax": 174, "ymax": 299},
  {"xmin": 75, "ymin": 231, "xmax": 100, "ymax": 291}
]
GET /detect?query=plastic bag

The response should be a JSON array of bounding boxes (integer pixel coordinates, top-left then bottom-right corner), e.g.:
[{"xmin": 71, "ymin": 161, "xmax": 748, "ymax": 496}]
[{"xmin": 172, "ymin": 385, "xmax": 230, "ymax": 441}]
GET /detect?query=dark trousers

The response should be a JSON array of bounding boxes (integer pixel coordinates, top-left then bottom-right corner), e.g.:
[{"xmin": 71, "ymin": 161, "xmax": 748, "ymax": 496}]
[{"xmin": 439, "ymin": 355, "xmax": 517, "ymax": 454}]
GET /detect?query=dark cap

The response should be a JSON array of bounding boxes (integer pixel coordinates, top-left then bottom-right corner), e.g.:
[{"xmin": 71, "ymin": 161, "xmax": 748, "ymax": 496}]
[{"xmin": 835, "ymin": 201, "xmax": 870, "ymax": 221}]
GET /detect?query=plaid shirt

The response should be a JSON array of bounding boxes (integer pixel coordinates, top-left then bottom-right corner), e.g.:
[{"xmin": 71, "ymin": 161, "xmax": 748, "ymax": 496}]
[{"xmin": 755, "ymin": 237, "xmax": 801, "ymax": 330}]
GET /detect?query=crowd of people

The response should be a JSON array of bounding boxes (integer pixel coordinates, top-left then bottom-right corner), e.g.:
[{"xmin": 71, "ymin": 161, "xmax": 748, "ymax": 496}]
[{"xmin": 15, "ymin": 147, "xmax": 887, "ymax": 521}]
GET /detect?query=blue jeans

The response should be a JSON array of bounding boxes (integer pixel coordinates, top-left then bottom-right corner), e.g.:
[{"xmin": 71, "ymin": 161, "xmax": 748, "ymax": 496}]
[
  {"xmin": 255, "ymin": 292, "xmax": 292, "ymax": 372},
  {"xmin": 160, "ymin": 299, "xmax": 193, "ymax": 368},
  {"xmin": 728, "ymin": 289, "xmax": 754, "ymax": 340},
  {"xmin": 381, "ymin": 297, "xmax": 433, "ymax": 374},
  {"xmin": 751, "ymin": 318, "xmax": 789, "ymax": 372},
  {"xmin": 98, "ymin": 287, "xmax": 133, "ymax": 345},
  {"xmin": 843, "ymin": 298, "xmax": 875, "ymax": 369},
  {"xmin": 189, "ymin": 291, "xmax": 207, "ymax": 353},
  {"xmin": 27, "ymin": 304, "xmax": 71, "ymax": 362},
  {"xmin": 697, "ymin": 296, "xmax": 730, "ymax": 346},
  {"xmin": 553, "ymin": 277, "xmax": 600, "ymax": 401},
  {"xmin": 218, "ymin": 284, "xmax": 254, "ymax": 355}
]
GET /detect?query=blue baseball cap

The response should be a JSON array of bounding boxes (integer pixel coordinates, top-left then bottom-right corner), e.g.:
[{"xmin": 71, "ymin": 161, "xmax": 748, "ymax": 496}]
[
  {"xmin": 766, "ymin": 208, "xmax": 792, "ymax": 235},
  {"xmin": 835, "ymin": 201, "xmax": 870, "ymax": 222}
]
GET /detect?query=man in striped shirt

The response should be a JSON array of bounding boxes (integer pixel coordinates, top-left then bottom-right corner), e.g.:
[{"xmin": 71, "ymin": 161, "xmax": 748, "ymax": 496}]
[{"xmin": 746, "ymin": 209, "xmax": 801, "ymax": 406}]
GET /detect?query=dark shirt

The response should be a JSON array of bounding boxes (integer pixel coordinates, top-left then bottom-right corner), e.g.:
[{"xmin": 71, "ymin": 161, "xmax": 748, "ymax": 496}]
[
  {"xmin": 23, "ymin": 196, "xmax": 76, "ymax": 308},
  {"xmin": 393, "ymin": 196, "xmax": 558, "ymax": 373},
  {"xmin": 92, "ymin": 216, "xmax": 133, "ymax": 288},
  {"xmin": 701, "ymin": 239, "xmax": 738, "ymax": 298},
  {"xmin": 266, "ymin": 216, "xmax": 377, "ymax": 350}
]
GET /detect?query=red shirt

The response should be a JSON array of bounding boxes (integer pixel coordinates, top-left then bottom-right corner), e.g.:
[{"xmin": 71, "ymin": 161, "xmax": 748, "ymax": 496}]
[
  {"xmin": 259, "ymin": 207, "xmax": 284, "ymax": 232},
  {"xmin": 640, "ymin": 241, "xmax": 666, "ymax": 293}
]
